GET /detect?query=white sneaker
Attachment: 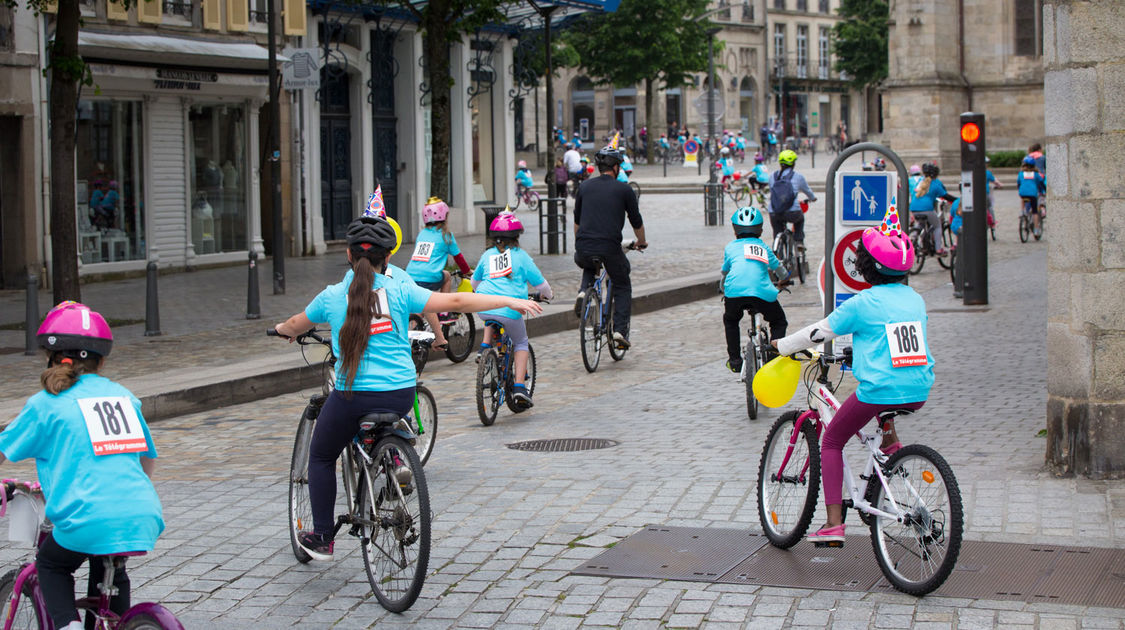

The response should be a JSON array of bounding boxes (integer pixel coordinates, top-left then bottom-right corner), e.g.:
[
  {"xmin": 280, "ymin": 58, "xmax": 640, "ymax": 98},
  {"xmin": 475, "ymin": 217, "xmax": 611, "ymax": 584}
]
[
  {"xmin": 574, "ymin": 291, "xmax": 586, "ymax": 318},
  {"xmin": 612, "ymin": 332, "xmax": 631, "ymax": 349}
]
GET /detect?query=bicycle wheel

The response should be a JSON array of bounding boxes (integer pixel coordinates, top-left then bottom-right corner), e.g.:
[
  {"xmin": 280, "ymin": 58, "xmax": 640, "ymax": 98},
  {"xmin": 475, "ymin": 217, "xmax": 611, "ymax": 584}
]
[
  {"xmin": 1033, "ymin": 218, "xmax": 1043, "ymax": 240},
  {"xmin": 867, "ymin": 444, "xmax": 963, "ymax": 596},
  {"xmin": 360, "ymin": 436, "xmax": 431, "ymax": 612},
  {"xmin": 757, "ymin": 410, "xmax": 820, "ymax": 548},
  {"xmin": 580, "ymin": 293, "xmax": 602, "ymax": 373},
  {"xmin": 937, "ymin": 225, "xmax": 953, "ymax": 270},
  {"xmin": 1018, "ymin": 214, "xmax": 1030, "ymax": 243},
  {"xmin": 475, "ymin": 348, "xmax": 501, "ymax": 426},
  {"xmin": 442, "ymin": 312, "xmax": 476, "ymax": 363},
  {"xmin": 288, "ymin": 407, "xmax": 317, "ymax": 563},
  {"xmin": 772, "ymin": 234, "xmax": 791, "ymax": 278},
  {"xmin": 909, "ymin": 230, "xmax": 925, "ymax": 275},
  {"xmin": 506, "ymin": 344, "xmax": 535, "ymax": 413},
  {"xmin": 120, "ymin": 608, "xmax": 185, "ymax": 630},
  {"xmin": 743, "ymin": 332, "xmax": 761, "ymax": 421},
  {"xmin": 527, "ymin": 191, "xmax": 540, "ymax": 212},
  {"xmin": 606, "ymin": 295, "xmax": 627, "ymax": 362},
  {"xmin": 0, "ymin": 568, "xmax": 44, "ymax": 629},
  {"xmin": 629, "ymin": 181, "xmax": 641, "ymax": 199},
  {"xmin": 412, "ymin": 386, "xmax": 437, "ymax": 466},
  {"xmin": 948, "ymin": 248, "xmax": 957, "ymax": 285}
]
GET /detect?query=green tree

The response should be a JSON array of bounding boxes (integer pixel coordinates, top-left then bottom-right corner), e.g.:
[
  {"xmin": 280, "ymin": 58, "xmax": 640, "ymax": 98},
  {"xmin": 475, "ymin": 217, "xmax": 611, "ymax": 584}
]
[
  {"xmin": 396, "ymin": 0, "xmax": 505, "ymax": 201},
  {"xmin": 2, "ymin": 0, "xmax": 97, "ymax": 301},
  {"xmin": 564, "ymin": 0, "xmax": 714, "ymax": 163},
  {"xmin": 831, "ymin": 0, "xmax": 889, "ymax": 88}
]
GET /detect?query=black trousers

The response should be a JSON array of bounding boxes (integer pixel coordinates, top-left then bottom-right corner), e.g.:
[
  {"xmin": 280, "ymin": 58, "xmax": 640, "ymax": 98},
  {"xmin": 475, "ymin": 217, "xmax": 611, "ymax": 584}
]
[
  {"xmin": 723, "ymin": 296, "xmax": 788, "ymax": 362},
  {"xmin": 37, "ymin": 532, "xmax": 130, "ymax": 630},
  {"xmin": 575, "ymin": 247, "xmax": 632, "ymax": 339},
  {"xmin": 769, "ymin": 209, "xmax": 806, "ymax": 244}
]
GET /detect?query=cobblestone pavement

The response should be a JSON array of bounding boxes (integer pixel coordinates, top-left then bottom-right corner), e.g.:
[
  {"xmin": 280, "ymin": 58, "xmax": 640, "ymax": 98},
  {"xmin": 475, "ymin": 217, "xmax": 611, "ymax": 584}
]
[{"xmin": 4, "ymin": 239, "xmax": 1122, "ymax": 629}]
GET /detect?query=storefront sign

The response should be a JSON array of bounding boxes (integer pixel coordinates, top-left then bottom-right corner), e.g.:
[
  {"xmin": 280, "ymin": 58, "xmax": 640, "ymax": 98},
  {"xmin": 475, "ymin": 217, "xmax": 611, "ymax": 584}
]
[{"xmin": 282, "ymin": 47, "xmax": 321, "ymax": 90}]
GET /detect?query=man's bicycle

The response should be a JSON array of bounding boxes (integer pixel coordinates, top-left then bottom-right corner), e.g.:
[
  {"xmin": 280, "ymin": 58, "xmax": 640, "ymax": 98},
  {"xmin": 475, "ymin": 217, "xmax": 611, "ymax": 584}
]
[
  {"xmin": 272, "ymin": 329, "xmax": 432, "ymax": 612},
  {"xmin": 771, "ymin": 211, "xmax": 807, "ymax": 285},
  {"xmin": 511, "ymin": 185, "xmax": 540, "ymax": 212},
  {"xmin": 0, "ymin": 480, "xmax": 185, "ymax": 629},
  {"xmin": 756, "ymin": 349, "xmax": 963, "ymax": 596},
  {"xmin": 475, "ymin": 312, "xmax": 540, "ymax": 426},
  {"xmin": 578, "ymin": 241, "xmax": 641, "ymax": 373}
]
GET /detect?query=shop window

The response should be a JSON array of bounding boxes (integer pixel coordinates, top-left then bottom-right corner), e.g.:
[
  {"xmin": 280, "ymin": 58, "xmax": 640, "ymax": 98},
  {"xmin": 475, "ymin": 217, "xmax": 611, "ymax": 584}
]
[
  {"xmin": 75, "ymin": 100, "xmax": 146, "ymax": 264},
  {"xmin": 249, "ymin": 0, "xmax": 267, "ymax": 28},
  {"xmin": 189, "ymin": 104, "xmax": 247, "ymax": 254},
  {"xmin": 163, "ymin": 0, "xmax": 192, "ymax": 21}
]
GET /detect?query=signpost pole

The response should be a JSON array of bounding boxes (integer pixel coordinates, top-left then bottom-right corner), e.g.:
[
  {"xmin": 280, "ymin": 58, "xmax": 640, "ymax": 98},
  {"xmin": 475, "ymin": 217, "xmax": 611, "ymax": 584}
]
[{"xmin": 959, "ymin": 112, "xmax": 988, "ymax": 305}]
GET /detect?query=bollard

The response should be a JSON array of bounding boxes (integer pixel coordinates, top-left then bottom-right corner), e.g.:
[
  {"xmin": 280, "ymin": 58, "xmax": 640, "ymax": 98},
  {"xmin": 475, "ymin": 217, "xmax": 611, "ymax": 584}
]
[
  {"xmin": 24, "ymin": 273, "xmax": 38, "ymax": 355},
  {"xmin": 247, "ymin": 251, "xmax": 261, "ymax": 319},
  {"xmin": 663, "ymin": 149, "xmax": 667, "ymax": 178},
  {"xmin": 144, "ymin": 261, "xmax": 162, "ymax": 337}
]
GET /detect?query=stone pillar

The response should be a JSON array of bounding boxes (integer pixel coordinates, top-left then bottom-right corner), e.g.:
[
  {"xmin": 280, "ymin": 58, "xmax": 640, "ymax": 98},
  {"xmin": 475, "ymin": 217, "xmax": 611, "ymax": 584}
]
[
  {"xmin": 1045, "ymin": 0, "xmax": 1125, "ymax": 478},
  {"xmin": 880, "ymin": 0, "xmax": 967, "ymax": 171}
]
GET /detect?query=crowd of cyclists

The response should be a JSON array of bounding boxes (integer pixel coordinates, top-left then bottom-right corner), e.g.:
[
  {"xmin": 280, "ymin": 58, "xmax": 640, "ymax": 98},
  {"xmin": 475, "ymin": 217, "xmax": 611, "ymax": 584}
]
[{"xmin": 0, "ymin": 128, "xmax": 1049, "ymax": 624}]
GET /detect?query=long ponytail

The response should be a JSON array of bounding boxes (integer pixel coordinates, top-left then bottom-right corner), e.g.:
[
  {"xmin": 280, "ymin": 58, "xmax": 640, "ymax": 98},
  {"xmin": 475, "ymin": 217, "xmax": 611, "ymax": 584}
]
[
  {"xmin": 914, "ymin": 176, "xmax": 932, "ymax": 198},
  {"xmin": 338, "ymin": 248, "xmax": 387, "ymax": 392}
]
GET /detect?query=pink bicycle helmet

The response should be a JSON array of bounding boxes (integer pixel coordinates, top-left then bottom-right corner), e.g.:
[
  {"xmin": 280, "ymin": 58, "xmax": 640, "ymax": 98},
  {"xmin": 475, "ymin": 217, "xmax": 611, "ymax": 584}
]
[
  {"xmin": 861, "ymin": 227, "xmax": 914, "ymax": 275},
  {"xmin": 37, "ymin": 301, "xmax": 114, "ymax": 357},
  {"xmin": 421, "ymin": 196, "xmax": 450, "ymax": 224},
  {"xmin": 489, "ymin": 210, "xmax": 524, "ymax": 237},
  {"xmin": 517, "ymin": 160, "xmax": 528, "ymax": 169},
  {"xmin": 909, "ymin": 164, "xmax": 921, "ymax": 175}
]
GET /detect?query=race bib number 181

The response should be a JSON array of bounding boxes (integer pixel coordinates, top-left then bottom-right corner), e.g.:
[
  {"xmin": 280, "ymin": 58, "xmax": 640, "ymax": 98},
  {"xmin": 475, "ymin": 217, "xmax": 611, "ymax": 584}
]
[
  {"xmin": 489, "ymin": 252, "xmax": 513, "ymax": 279},
  {"xmin": 77, "ymin": 397, "xmax": 148, "ymax": 456},
  {"xmin": 885, "ymin": 321, "xmax": 928, "ymax": 368}
]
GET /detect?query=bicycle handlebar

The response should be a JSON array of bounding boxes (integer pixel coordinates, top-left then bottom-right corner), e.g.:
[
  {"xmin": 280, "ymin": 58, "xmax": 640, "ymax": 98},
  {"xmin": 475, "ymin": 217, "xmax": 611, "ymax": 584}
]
[{"xmin": 267, "ymin": 328, "xmax": 330, "ymax": 347}]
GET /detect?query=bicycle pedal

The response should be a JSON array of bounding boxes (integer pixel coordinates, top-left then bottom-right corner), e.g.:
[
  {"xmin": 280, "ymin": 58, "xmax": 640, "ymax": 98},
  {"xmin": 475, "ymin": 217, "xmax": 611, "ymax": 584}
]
[{"xmin": 813, "ymin": 540, "xmax": 845, "ymax": 549}]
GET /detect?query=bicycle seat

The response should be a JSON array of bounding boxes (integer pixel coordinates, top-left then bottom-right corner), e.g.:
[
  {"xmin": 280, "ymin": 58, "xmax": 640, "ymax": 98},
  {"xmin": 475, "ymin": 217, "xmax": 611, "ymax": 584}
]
[
  {"xmin": 876, "ymin": 408, "xmax": 917, "ymax": 420},
  {"xmin": 358, "ymin": 412, "xmax": 403, "ymax": 432},
  {"xmin": 409, "ymin": 330, "xmax": 436, "ymax": 344},
  {"xmin": 587, "ymin": 256, "xmax": 605, "ymax": 271},
  {"xmin": 483, "ymin": 320, "xmax": 505, "ymax": 333}
]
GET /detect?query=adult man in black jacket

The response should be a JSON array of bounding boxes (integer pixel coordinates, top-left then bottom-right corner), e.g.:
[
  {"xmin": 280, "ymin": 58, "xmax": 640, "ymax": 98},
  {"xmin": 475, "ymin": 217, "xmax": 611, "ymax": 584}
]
[{"xmin": 573, "ymin": 147, "xmax": 648, "ymax": 349}]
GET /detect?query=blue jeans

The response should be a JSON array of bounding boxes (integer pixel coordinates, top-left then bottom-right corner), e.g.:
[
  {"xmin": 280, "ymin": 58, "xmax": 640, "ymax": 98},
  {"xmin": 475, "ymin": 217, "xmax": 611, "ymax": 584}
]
[{"xmin": 575, "ymin": 247, "xmax": 632, "ymax": 339}]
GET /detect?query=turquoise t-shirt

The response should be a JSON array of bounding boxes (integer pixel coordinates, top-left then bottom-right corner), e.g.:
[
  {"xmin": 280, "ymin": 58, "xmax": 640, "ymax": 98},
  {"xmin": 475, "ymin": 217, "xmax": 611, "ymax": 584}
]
[
  {"xmin": 472, "ymin": 246, "xmax": 545, "ymax": 320},
  {"xmin": 515, "ymin": 169, "xmax": 534, "ymax": 188},
  {"xmin": 718, "ymin": 157, "xmax": 734, "ymax": 176},
  {"xmin": 950, "ymin": 199, "xmax": 963, "ymax": 235},
  {"xmin": 911, "ymin": 178, "xmax": 947, "ymax": 213},
  {"xmin": 0, "ymin": 374, "xmax": 164, "ymax": 555},
  {"xmin": 827, "ymin": 284, "xmax": 935, "ymax": 404},
  {"xmin": 751, "ymin": 164, "xmax": 770, "ymax": 184},
  {"xmin": 616, "ymin": 168, "xmax": 630, "ymax": 183},
  {"xmin": 985, "ymin": 170, "xmax": 996, "ymax": 194},
  {"xmin": 307, "ymin": 265, "xmax": 432, "ymax": 391},
  {"xmin": 405, "ymin": 227, "xmax": 462, "ymax": 283},
  {"xmin": 722, "ymin": 237, "xmax": 781, "ymax": 301}
]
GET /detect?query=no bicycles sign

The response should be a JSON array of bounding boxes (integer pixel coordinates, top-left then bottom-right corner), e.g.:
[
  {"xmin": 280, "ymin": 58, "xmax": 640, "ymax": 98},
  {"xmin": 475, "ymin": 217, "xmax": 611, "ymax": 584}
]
[{"xmin": 832, "ymin": 228, "xmax": 872, "ymax": 296}]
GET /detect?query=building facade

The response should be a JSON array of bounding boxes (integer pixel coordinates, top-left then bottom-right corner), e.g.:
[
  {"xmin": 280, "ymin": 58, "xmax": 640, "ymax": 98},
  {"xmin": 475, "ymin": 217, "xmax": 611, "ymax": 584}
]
[{"xmin": 881, "ymin": 0, "xmax": 1046, "ymax": 169}]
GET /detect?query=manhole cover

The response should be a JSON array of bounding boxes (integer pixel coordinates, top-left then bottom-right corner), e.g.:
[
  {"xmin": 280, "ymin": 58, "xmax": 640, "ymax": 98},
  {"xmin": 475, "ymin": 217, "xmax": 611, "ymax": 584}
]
[{"xmin": 507, "ymin": 438, "xmax": 619, "ymax": 452}]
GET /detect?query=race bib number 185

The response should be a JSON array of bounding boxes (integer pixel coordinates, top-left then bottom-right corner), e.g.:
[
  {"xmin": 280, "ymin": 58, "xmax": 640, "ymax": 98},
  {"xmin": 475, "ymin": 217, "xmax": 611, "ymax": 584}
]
[
  {"xmin": 489, "ymin": 252, "xmax": 513, "ymax": 279},
  {"xmin": 885, "ymin": 321, "xmax": 928, "ymax": 368},
  {"xmin": 77, "ymin": 397, "xmax": 148, "ymax": 456}
]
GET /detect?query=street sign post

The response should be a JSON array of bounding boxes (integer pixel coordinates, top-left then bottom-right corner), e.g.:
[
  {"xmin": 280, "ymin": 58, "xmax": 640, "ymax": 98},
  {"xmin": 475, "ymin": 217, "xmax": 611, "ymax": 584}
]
[{"xmin": 959, "ymin": 112, "xmax": 988, "ymax": 305}]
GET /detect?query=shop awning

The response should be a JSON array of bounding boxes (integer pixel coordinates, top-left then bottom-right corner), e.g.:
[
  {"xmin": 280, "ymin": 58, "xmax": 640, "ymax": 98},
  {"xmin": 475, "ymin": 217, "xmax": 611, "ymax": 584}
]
[
  {"xmin": 77, "ymin": 32, "xmax": 286, "ymax": 71},
  {"xmin": 308, "ymin": 0, "xmax": 619, "ymax": 34}
]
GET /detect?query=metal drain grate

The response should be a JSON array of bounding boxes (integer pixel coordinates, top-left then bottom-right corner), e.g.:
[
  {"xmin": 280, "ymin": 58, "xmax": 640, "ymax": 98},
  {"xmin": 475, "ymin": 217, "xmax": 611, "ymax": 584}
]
[{"xmin": 507, "ymin": 438, "xmax": 620, "ymax": 452}]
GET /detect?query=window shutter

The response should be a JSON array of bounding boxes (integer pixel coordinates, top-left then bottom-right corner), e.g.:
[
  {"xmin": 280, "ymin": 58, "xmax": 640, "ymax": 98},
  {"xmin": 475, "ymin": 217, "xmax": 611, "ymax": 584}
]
[
  {"xmin": 283, "ymin": 0, "xmax": 305, "ymax": 36},
  {"xmin": 203, "ymin": 0, "xmax": 222, "ymax": 30},
  {"xmin": 138, "ymin": 0, "xmax": 162, "ymax": 23},
  {"xmin": 106, "ymin": 0, "xmax": 129, "ymax": 21},
  {"xmin": 226, "ymin": 0, "xmax": 248, "ymax": 31}
]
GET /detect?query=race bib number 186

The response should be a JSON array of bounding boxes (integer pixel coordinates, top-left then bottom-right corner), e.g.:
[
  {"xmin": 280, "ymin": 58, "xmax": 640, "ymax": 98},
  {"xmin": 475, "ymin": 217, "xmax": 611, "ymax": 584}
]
[
  {"xmin": 77, "ymin": 397, "xmax": 148, "ymax": 456},
  {"xmin": 885, "ymin": 321, "xmax": 928, "ymax": 368},
  {"xmin": 489, "ymin": 252, "xmax": 513, "ymax": 278}
]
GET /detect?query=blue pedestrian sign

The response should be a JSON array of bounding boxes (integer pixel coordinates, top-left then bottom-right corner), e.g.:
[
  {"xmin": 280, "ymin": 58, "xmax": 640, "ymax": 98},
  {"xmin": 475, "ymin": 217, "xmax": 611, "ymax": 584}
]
[{"xmin": 840, "ymin": 173, "xmax": 895, "ymax": 224}]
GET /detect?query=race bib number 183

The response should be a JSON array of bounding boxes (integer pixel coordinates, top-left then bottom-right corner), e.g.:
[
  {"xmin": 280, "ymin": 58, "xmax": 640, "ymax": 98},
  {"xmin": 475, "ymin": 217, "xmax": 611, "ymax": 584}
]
[
  {"xmin": 411, "ymin": 241, "xmax": 434, "ymax": 262},
  {"xmin": 489, "ymin": 252, "xmax": 513, "ymax": 278},
  {"xmin": 885, "ymin": 321, "xmax": 928, "ymax": 368},
  {"xmin": 77, "ymin": 397, "xmax": 148, "ymax": 456}
]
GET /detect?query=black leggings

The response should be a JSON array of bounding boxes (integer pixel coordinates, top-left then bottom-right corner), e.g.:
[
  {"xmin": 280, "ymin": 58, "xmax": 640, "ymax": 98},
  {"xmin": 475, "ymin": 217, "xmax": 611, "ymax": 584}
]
[
  {"xmin": 36, "ymin": 532, "xmax": 130, "ymax": 630},
  {"xmin": 309, "ymin": 387, "xmax": 415, "ymax": 537},
  {"xmin": 723, "ymin": 296, "xmax": 788, "ymax": 362}
]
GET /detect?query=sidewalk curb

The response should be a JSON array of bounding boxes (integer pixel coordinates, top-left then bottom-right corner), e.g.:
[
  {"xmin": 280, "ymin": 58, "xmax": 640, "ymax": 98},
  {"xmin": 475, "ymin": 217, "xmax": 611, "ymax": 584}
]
[{"xmin": 135, "ymin": 272, "xmax": 721, "ymax": 422}]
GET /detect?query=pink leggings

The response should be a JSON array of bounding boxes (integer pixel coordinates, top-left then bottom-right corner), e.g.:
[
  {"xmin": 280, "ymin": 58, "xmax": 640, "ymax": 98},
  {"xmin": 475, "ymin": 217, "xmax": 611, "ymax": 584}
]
[{"xmin": 821, "ymin": 394, "xmax": 925, "ymax": 506}]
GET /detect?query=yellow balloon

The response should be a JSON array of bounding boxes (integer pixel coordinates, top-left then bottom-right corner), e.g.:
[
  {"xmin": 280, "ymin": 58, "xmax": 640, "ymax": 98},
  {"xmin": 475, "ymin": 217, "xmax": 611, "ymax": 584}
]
[
  {"xmin": 752, "ymin": 355, "xmax": 802, "ymax": 408},
  {"xmin": 457, "ymin": 278, "xmax": 473, "ymax": 293},
  {"xmin": 386, "ymin": 217, "xmax": 403, "ymax": 255}
]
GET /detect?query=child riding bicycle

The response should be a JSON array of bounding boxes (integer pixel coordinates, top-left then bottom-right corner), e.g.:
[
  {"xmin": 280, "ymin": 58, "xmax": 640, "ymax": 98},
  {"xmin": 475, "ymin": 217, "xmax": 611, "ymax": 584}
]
[
  {"xmin": 406, "ymin": 197, "xmax": 474, "ymax": 349},
  {"xmin": 0, "ymin": 302, "xmax": 165, "ymax": 630},
  {"xmin": 770, "ymin": 206, "xmax": 934, "ymax": 545},
  {"xmin": 472, "ymin": 211, "xmax": 553, "ymax": 409},
  {"xmin": 515, "ymin": 160, "xmax": 535, "ymax": 196},
  {"xmin": 722, "ymin": 207, "xmax": 788, "ymax": 373},
  {"xmin": 1018, "ymin": 155, "xmax": 1047, "ymax": 233}
]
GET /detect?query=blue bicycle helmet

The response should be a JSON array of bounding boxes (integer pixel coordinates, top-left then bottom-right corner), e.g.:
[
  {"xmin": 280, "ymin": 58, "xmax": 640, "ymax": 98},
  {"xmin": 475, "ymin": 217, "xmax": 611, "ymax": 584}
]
[
  {"xmin": 1022, "ymin": 155, "xmax": 1037, "ymax": 167},
  {"xmin": 732, "ymin": 206, "xmax": 764, "ymax": 236}
]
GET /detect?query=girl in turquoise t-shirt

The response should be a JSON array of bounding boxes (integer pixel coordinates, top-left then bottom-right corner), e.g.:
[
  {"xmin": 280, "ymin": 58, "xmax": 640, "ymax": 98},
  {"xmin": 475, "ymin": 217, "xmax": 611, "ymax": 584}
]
[
  {"xmin": 0, "ymin": 302, "xmax": 164, "ymax": 630},
  {"xmin": 773, "ymin": 212, "xmax": 934, "ymax": 546},
  {"xmin": 276, "ymin": 216, "xmax": 540, "ymax": 561},
  {"xmin": 406, "ymin": 197, "xmax": 474, "ymax": 350},
  {"xmin": 472, "ymin": 212, "xmax": 553, "ymax": 408}
]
